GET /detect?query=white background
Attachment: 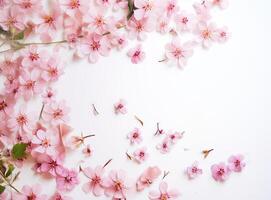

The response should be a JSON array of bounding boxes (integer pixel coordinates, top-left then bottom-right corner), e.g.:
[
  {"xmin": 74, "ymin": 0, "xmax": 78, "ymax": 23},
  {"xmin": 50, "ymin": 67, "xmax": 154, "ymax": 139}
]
[{"xmin": 16, "ymin": 0, "xmax": 271, "ymax": 199}]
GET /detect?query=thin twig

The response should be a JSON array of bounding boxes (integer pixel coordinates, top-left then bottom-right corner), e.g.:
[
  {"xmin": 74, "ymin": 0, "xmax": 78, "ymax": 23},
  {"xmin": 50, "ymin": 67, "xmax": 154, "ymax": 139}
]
[
  {"xmin": 103, "ymin": 159, "xmax": 113, "ymax": 168},
  {"xmin": 162, "ymin": 171, "xmax": 170, "ymax": 180},
  {"xmin": 92, "ymin": 104, "xmax": 99, "ymax": 115},
  {"xmin": 202, "ymin": 149, "xmax": 214, "ymax": 159},
  {"xmin": 39, "ymin": 103, "xmax": 45, "ymax": 120},
  {"xmin": 134, "ymin": 115, "xmax": 143, "ymax": 126}
]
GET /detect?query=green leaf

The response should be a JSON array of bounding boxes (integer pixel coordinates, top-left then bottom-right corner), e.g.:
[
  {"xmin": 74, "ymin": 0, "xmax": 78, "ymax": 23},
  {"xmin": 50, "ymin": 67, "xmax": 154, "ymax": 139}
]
[
  {"xmin": 11, "ymin": 143, "xmax": 27, "ymax": 159},
  {"xmin": 13, "ymin": 31, "xmax": 24, "ymax": 40},
  {"xmin": 0, "ymin": 185, "xmax": 5, "ymax": 194},
  {"xmin": 5, "ymin": 164, "xmax": 14, "ymax": 177}
]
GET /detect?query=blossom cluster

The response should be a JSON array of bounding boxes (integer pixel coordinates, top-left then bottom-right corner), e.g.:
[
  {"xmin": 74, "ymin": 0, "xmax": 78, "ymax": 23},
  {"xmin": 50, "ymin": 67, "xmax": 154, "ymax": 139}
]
[{"xmin": 0, "ymin": 0, "xmax": 246, "ymax": 200}]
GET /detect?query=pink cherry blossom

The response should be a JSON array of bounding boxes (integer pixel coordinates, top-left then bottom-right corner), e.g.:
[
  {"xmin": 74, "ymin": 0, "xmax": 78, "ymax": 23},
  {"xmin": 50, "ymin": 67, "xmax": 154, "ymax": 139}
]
[
  {"xmin": 83, "ymin": 12, "xmax": 109, "ymax": 34},
  {"xmin": 0, "ymin": 0, "xmax": 9, "ymax": 8},
  {"xmin": 36, "ymin": 1, "xmax": 62, "ymax": 41},
  {"xmin": 174, "ymin": 11, "xmax": 196, "ymax": 32},
  {"xmin": 42, "ymin": 100, "xmax": 70, "ymax": 125},
  {"xmin": 78, "ymin": 33, "xmax": 110, "ymax": 63},
  {"xmin": 156, "ymin": 17, "xmax": 170, "ymax": 34},
  {"xmin": 82, "ymin": 166, "xmax": 105, "ymax": 197},
  {"xmin": 96, "ymin": 0, "xmax": 112, "ymax": 8},
  {"xmin": 149, "ymin": 181, "xmax": 180, "ymax": 200},
  {"xmin": 0, "ymin": 52, "xmax": 18, "ymax": 77},
  {"xmin": 211, "ymin": 162, "xmax": 231, "ymax": 182},
  {"xmin": 136, "ymin": 166, "xmax": 161, "ymax": 191},
  {"xmin": 82, "ymin": 144, "xmax": 93, "ymax": 157},
  {"xmin": 211, "ymin": 0, "xmax": 229, "ymax": 10},
  {"xmin": 186, "ymin": 161, "xmax": 203, "ymax": 179},
  {"xmin": 12, "ymin": 184, "xmax": 47, "ymax": 200},
  {"xmin": 164, "ymin": 0, "xmax": 179, "ymax": 17},
  {"xmin": 215, "ymin": 26, "xmax": 230, "ymax": 43},
  {"xmin": 127, "ymin": 44, "xmax": 145, "ymax": 64},
  {"xmin": 228, "ymin": 154, "xmax": 246, "ymax": 172},
  {"xmin": 19, "ymin": 69, "xmax": 43, "ymax": 101},
  {"xmin": 134, "ymin": 0, "xmax": 157, "ymax": 20},
  {"xmin": 7, "ymin": 107, "xmax": 35, "ymax": 135},
  {"xmin": 60, "ymin": 0, "xmax": 89, "ymax": 17},
  {"xmin": 38, "ymin": 154, "xmax": 65, "ymax": 177},
  {"xmin": 111, "ymin": 34, "xmax": 128, "ymax": 50},
  {"xmin": 112, "ymin": 0, "xmax": 128, "ymax": 11},
  {"xmin": 127, "ymin": 128, "xmax": 142, "ymax": 144},
  {"xmin": 31, "ymin": 129, "xmax": 58, "ymax": 155},
  {"xmin": 133, "ymin": 147, "xmax": 149, "ymax": 163},
  {"xmin": 193, "ymin": 1, "xmax": 212, "ymax": 22},
  {"xmin": 21, "ymin": 45, "xmax": 47, "ymax": 68},
  {"xmin": 156, "ymin": 139, "xmax": 171, "ymax": 154},
  {"xmin": 196, "ymin": 22, "xmax": 217, "ymax": 48},
  {"xmin": 41, "ymin": 56, "xmax": 64, "ymax": 82},
  {"xmin": 103, "ymin": 170, "xmax": 132, "ymax": 199},
  {"xmin": 0, "ymin": 7, "xmax": 25, "ymax": 31},
  {"xmin": 127, "ymin": 17, "xmax": 155, "ymax": 41},
  {"xmin": 114, "ymin": 99, "xmax": 127, "ymax": 114},
  {"xmin": 50, "ymin": 192, "xmax": 73, "ymax": 200},
  {"xmin": 165, "ymin": 38, "xmax": 194, "ymax": 68},
  {"xmin": 13, "ymin": 0, "xmax": 42, "ymax": 13},
  {"xmin": 42, "ymin": 87, "xmax": 57, "ymax": 104},
  {"xmin": 167, "ymin": 131, "xmax": 184, "ymax": 144},
  {"xmin": 56, "ymin": 168, "xmax": 79, "ymax": 192}
]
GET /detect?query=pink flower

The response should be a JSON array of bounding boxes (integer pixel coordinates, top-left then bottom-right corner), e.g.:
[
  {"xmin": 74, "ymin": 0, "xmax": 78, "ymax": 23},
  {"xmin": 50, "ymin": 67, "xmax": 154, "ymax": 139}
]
[
  {"xmin": 42, "ymin": 101, "xmax": 70, "ymax": 125},
  {"xmin": 196, "ymin": 22, "xmax": 217, "ymax": 48},
  {"xmin": 167, "ymin": 131, "xmax": 183, "ymax": 144},
  {"xmin": 83, "ymin": 12, "xmax": 109, "ymax": 34},
  {"xmin": 0, "ymin": 52, "xmax": 18, "ymax": 77},
  {"xmin": 41, "ymin": 56, "xmax": 64, "ymax": 82},
  {"xmin": 211, "ymin": 162, "xmax": 231, "ymax": 182},
  {"xmin": 59, "ymin": 0, "xmax": 89, "ymax": 17},
  {"xmin": 133, "ymin": 147, "xmax": 149, "ymax": 163},
  {"xmin": 186, "ymin": 161, "xmax": 203, "ymax": 179},
  {"xmin": 134, "ymin": 0, "xmax": 156, "ymax": 20},
  {"xmin": 127, "ymin": 128, "xmax": 142, "ymax": 144},
  {"xmin": 56, "ymin": 168, "xmax": 79, "ymax": 192},
  {"xmin": 38, "ymin": 154, "xmax": 64, "ymax": 177},
  {"xmin": 19, "ymin": 69, "xmax": 43, "ymax": 101},
  {"xmin": 21, "ymin": 45, "xmax": 47, "ymax": 68},
  {"xmin": 228, "ymin": 154, "xmax": 246, "ymax": 172},
  {"xmin": 7, "ymin": 107, "xmax": 35, "ymax": 135},
  {"xmin": 103, "ymin": 170, "xmax": 132, "ymax": 199},
  {"xmin": 0, "ymin": 7, "xmax": 25, "ymax": 31},
  {"xmin": 0, "ymin": 0, "xmax": 10, "ymax": 9},
  {"xmin": 111, "ymin": 34, "xmax": 128, "ymax": 50},
  {"xmin": 164, "ymin": 0, "xmax": 179, "ymax": 17},
  {"xmin": 31, "ymin": 129, "xmax": 58, "ymax": 155},
  {"xmin": 42, "ymin": 87, "xmax": 57, "ymax": 104},
  {"xmin": 114, "ymin": 99, "xmax": 127, "ymax": 114},
  {"xmin": 36, "ymin": 1, "xmax": 62, "ymax": 41},
  {"xmin": 211, "ymin": 0, "xmax": 229, "ymax": 9},
  {"xmin": 78, "ymin": 33, "xmax": 110, "ymax": 63},
  {"xmin": 156, "ymin": 139, "xmax": 171, "ymax": 154},
  {"xmin": 136, "ymin": 166, "xmax": 161, "ymax": 191},
  {"xmin": 156, "ymin": 17, "xmax": 169, "ymax": 34},
  {"xmin": 193, "ymin": 1, "xmax": 212, "ymax": 22},
  {"xmin": 165, "ymin": 38, "xmax": 194, "ymax": 68},
  {"xmin": 82, "ymin": 144, "xmax": 93, "ymax": 157},
  {"xmin": 127, "ymin": 17, "xmax": 155, "ymax": 41},
  {"xmin": 127, "ymin": 44, "xmax": 145, "ymax": 64},
  {"xmin": 12, "ymin": 184, "xmax": 47, "ymax": 200},
  {"xmin": 96, "ymin": 0, "xmax": 112, "ymax": 8},
  {"xmin": 112, "ymin": 0, "xmax": 128, "ymax": 11},
  {"xmin": 174, "ymin": 11, "xmax": 196, "ymax": 32},
  {"xmin": 13, "ymin": 0, "xmax": 42, "ymax": 13},
  {"xmin": 82, "ymin": 166, "xmax": 105, "ymax": 196},
  {"xmin": 149, "ymin": 181, "xmax": 180, "ymax": 200},
  {"xmin": 215, "ymin": 26, "xmax": 230, "ymax": 43},
  {"xmin": 50, "ymin": 192, "xmax": 73, "ymax": 200}
]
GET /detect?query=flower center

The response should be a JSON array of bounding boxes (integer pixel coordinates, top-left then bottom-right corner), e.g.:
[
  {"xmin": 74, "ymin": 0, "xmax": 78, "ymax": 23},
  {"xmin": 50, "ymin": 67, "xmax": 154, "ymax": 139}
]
[
  {"xmin": 90, "ymin": 41, "xmax": 101, "ymax": 51},
  {"xmin": 0, "ymin": 100, "xmax": 7, "ymax": 111},
  {"xmin": 160, "ymin": 194, "xmax": 168, "ymax": 200},
  {"xmin": 202, "ymin": 30, "xmax": 211, "ymax": 39},
  {"xmin": 22, "ymin": 2, "xmax": 32, "ymax": 9},
  {"xmin": 53, "ymin": 109, "xmax": 63, "ymax": 118},
  {"xmin": 70, "ymin": 0, "xmax": 80, "ymax": 9},
  {"xmin": 29, "ymin": 53, "xmax": 39, "ymax": 61},
  {"xmin": 92, "ymin": 176, "xmax": 101, "ymax": 185},
  {"xmin": 16, "ymin": 115, "xmax": 27, "ymax": 125},
  {"xmin": 25, "ymin": 80, "xmax": 35, "ymax": 89},
  {"xmin": 44, "ymin": 16, "xmax": 54, "ymax": 25},
  {"xmin": 217, "ymin": 168, "xmax": 225, "ymax": 176},
  {"xmin": 27, "ymin": 193, "xmax": 37, "ymax": 200},
  {"xmin": 114, "ymin": 181, "xmax": 122, "ymax": 191},
  {"xmin": 182, "ymin": 17, "xmax": 188, "ymax": 24}
]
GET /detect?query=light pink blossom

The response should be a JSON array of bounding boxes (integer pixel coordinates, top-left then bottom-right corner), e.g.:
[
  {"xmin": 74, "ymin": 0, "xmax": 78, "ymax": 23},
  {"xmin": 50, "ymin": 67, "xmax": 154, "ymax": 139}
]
[
  {"xmin": 82, "ymin": 166, "xmax": 105, "ymax": 197},
  {"xmin": 167, "ymin": 131, "xmax": 183, "ymax": 144},
  {"xmin": 42, "ymin": 87, "xmax": 57, "ymax": 104},
  {"xmin": 41, "ymin": 56, "xmax": 64, "ymax": 82},
  {"xmin": 149, "ymin": 181, "xmax": 180, "ymax": 200},
  {"xmin": 42, "ymin": 101, "xmax": 70, "ymax": 125},
  {"xmin": 0, "ymin": 7, "xmax": 25, "ymax": 31},
  {"xmin": 60, "ymin": 0, "xmax": 89, "ymax": 17},
  {"xmin": 164, "ymin": 0, "xmax": 179, "ymax": 17},
  {"xmin": 13, "ymin": 0, "xmax": 42, "ymax": 13},
  {"xmin": 136, "ymin": 166, "xmax": 161, "ymax": 191},
  {"xmin": 133, "ymin": 147, "xmax": 149, "ymax": 163},
  {"xmin": 50, "ymin": 192, "xmax": 73, "ymax": 200},
  {"xmin": 174, "ymin": 11, "xmax": 196, "ymax": 32},
  {"xmin": 186, "ymin": 161, "xmax": 203, "ymax": 179},
  {"xmin": 127, "ymin": 17, "xmax": 155, "ymax": 41},
  {"xmin": 19, "ymin": 69, "xmax": 43, "ymax": 101},
  {"xmin": 215, "ymin": 26, "xmax": 229, "ymax": 43},
  {"xmin": 38, "ymin": 154, "xmax": 65, "ymax": 177},
  {"xmin": 112, "ymin": 0, "xmax": 128, "ymax": 11},
  {"xmin": 211, "ymin": 0, "xmax": 229, "ymax": 9},
  {"xmin": 134, "ymin": 0, "xmax": 157, "ymax": 20},
  {"xmin": 193, "ymin": 1, "xmax": 212, "ymax": 21},
  {"xmin": 56, "ymin": 168, "xmax": 79, "ymax": 192},
  {"xmin": 127, "ymin": 44, "xmax": 145, "ymax": 64},
  {"xmin": 12, "ymin": 184, "xmax": 47, "ymax": 200},
  {"xmin": 21, "ymin": 45, "xmax": 47, "ymax": 68},
  {"xmin": 127, "ymin": 128, "xmax": 142, "ymax": 144},
  {"xmin": 82, "ymin": 144, "xmax": 93, "ymax": 157},
  {"xmin": 165, "ymin": 38, "xmax": 194, "ymax": 68},
  {"xmin": 156, "ymin": 139, "xmax": 171, "ymax": 154},
  {"xmin": 196, "ymin": 22, "xmax": 217, "ymax": 48},
  {"xmin": 156, "ymin": 17, "xmax": 169, "ymax": 34},
  {"xmin": 103, "ymin": 170, "xmax": 132, "ymax": 199},
  {"xmin": 228, "ymin": 154, "xmax": 246, "ymax": 172},
  {"xmin": 211, "ymin": 162, "xmax": 231, "ymax": 182},
  {"xmin": 114, "ymin": 99, "xmax": 127, "ymax": 114}
]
